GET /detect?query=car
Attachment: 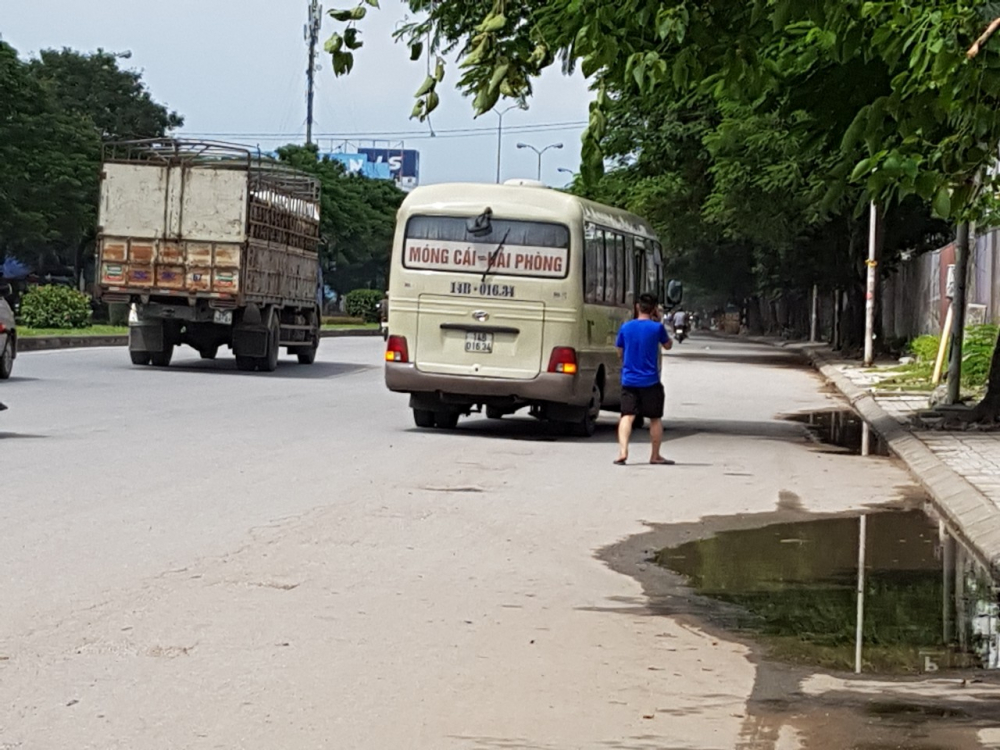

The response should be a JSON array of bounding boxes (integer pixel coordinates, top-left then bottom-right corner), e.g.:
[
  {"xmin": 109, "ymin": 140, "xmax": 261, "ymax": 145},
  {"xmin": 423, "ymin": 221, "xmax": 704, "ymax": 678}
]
[{"xmin": 0, "ymin": 283, "xmax": 16, "ymax": 380}]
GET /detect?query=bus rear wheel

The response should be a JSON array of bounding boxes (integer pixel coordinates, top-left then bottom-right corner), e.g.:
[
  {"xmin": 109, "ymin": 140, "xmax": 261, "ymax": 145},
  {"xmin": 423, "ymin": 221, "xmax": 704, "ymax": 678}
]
[
  {"xmin": 570, "ymin": 383, "xmax": 601, "ymax": 437},
  {"xmin": 434, "ymin": 411, "xmax": 460, "ymax": 429},
  {"xmin": 413, "ymin": 408, "xmax": 436, "ymax": 428}
]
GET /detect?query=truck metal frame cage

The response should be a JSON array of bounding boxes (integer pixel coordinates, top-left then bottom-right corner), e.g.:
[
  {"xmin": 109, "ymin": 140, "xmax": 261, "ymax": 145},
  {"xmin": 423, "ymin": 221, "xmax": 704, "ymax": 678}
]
[{"xmin": 102, "ymin": 139, "xmax": 322, "ymax": 253}]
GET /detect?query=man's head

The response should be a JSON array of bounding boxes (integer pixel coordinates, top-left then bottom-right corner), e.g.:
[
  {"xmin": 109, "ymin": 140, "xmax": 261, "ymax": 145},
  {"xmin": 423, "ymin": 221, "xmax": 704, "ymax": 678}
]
[{"xmin": 637, "ymin": 293, "xmax": 659, "ymax": 316}]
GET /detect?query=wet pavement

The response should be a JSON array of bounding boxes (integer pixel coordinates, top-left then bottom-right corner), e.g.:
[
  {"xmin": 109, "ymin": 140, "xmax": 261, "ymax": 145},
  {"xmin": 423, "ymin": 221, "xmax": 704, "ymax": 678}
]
[
  {"xmin": 601, "ymin": 488, "xmax": 1000, "ymax": 749},
  {"xmin": 783, "ymin": 408, "xmax": 890, "ymax": 457}
]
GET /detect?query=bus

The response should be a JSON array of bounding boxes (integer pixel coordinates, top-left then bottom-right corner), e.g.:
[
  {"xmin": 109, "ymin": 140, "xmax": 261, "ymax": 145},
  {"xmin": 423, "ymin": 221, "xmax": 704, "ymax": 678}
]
[{"xmin": 384, "ymin": 180, "xmax": 676, "ymax": 436}]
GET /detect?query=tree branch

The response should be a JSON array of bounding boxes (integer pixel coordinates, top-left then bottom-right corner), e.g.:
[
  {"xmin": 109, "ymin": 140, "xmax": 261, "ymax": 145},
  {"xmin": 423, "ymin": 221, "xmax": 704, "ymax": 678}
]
[{"xmin": 968, "ymin": 17, "xmax": 1000, "ymax": 59}]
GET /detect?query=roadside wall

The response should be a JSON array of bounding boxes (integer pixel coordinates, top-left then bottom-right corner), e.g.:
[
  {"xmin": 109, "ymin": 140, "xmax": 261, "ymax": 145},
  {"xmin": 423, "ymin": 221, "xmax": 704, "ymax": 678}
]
[{"xmin": 882, "ymin": 227, "xmax": 1000, "ymax": 341}]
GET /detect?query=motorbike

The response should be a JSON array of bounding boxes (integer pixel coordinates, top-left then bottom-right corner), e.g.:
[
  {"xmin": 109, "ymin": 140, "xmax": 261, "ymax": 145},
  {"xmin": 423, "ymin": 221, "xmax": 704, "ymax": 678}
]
[{"xmin": 673, "ymin": 324, "xmax": 688, "ymax": 343}]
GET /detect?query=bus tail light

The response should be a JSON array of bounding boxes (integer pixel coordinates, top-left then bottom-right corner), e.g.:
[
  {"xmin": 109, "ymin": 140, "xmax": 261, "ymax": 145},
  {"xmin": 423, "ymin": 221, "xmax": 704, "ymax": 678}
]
[
  {"xmin": 547, "ymin": 347, "xmax": 578, "ymax": 374},
  {"xmin": 386, "ymin": 335, "xmax": 409, "ymax": 363}
]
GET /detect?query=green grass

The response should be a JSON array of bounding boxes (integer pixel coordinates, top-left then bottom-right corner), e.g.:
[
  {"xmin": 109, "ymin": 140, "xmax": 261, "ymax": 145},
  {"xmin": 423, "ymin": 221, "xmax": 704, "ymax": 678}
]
[
  {"xmin": 321, "ymin": 322, "xmax": 378, "ymax": 330},
  {"xmin": 19, "ymin": 325, "xmax": 128, "ymax": 338}
]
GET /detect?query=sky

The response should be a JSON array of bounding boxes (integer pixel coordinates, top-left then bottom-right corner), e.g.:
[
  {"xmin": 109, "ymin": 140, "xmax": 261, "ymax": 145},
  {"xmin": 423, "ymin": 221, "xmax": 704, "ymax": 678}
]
[{"xmin": 1, "ymin": 0, "xmax": 593, "ymax": 187}]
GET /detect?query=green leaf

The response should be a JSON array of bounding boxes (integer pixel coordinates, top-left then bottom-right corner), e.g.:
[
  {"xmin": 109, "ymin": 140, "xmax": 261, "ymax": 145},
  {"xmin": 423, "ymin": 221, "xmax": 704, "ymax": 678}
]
[
  {"xmin": 344, "ymin": 28, "xmax": 363, "ymax": 51},
  {"xmin": 840, "ymin": 105, "xmax": 869, "ymax": 153},
  {"xmin": 850, "ymin": 157, "xmax": 873, "ymax": 181},
  {"xmin": 363, "ymin": 0, "xmax": 379, "ymax": 6},
  {"xmin": 324, "ymin": 33, "xmax": 343, "ymax": 54},
  {"xmin": 915, "ymin": 172, "xmax": 938, "ymax": 199},
  {"xmin": 488, "ymin": 64, "xmax": 509, "ymax": 93},
  {"xmin": 350, "ymin": 6, "xmax": 367, "ymax": 20},
  {"xmin": 932, "ymin": 185, "xmax": 952, "ymax": 219},
  {"xmin": 435, "ymin": 57, "xmax": 445, "ymax": 82},
  {"xmin": 328, "ymin": 8, "xmax": 353, "ymax": 22},
  {"xmin": 425, "ymin": 91, "xmax": 440, "ymax": 115},
  {"xmin": 414, "ymin": 75, "xmax": 436, "ymax": 98},
  {"xmin": 409, "ymin": 42, "xmax": 423, "ymax": 61}
]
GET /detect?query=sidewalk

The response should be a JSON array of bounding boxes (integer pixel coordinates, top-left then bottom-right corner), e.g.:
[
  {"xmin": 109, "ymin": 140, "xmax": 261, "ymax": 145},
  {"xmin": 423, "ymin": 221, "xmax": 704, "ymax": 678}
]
[{"xmin": 785, "ymin": 341, "xmax": 1000, "ymax": 574}]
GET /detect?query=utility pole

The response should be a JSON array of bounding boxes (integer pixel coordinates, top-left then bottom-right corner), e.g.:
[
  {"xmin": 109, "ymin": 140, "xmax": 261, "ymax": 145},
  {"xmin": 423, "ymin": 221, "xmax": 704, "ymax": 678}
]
[
  {"xmin": 946, "ymin": 222, "xmax": 971, "ymax": 405},
  {"xmin": 304, "ymin": 0, "xmax": 323, "ymax": 147},
  {"xmin": 863, "ymin": 201, "xmax": 879, "ymax": 367}
]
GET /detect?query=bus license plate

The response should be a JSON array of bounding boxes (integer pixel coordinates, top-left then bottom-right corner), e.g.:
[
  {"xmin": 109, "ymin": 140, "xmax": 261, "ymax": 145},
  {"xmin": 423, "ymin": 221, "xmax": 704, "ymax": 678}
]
[{"xmin": 465, "ymin": 331, "xmax": 493, "ymax": 353}]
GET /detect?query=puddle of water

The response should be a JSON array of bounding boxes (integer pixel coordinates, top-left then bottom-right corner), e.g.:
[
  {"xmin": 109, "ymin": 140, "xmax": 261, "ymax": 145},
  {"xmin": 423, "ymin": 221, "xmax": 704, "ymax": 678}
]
[
  {"xmin": 784, "ymin": 409, "xmax": 890, "ymax": 456},
  {"xmin": 655, "ymin": 508, "xmax": 1000, "ymax": 674}
]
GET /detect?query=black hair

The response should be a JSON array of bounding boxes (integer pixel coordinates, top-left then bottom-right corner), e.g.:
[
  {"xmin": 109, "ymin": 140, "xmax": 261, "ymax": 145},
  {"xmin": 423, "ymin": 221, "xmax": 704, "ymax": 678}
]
[{"xmin": 638, "ymin": 293, "xmax": 658, "ymax": 315}]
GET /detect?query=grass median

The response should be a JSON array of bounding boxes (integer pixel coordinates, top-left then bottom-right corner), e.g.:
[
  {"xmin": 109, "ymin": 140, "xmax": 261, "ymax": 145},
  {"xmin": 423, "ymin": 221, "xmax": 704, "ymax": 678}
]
[{"xmin": 20, "ymin": 322, "xmax": 377, "ymax": 338}]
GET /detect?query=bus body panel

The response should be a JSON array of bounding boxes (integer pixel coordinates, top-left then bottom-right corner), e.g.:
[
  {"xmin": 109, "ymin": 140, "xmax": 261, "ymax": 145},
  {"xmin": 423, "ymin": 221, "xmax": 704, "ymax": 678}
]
[{"xmin": 414, "ymin": 294, "xmax": 545, "ymax": 379}]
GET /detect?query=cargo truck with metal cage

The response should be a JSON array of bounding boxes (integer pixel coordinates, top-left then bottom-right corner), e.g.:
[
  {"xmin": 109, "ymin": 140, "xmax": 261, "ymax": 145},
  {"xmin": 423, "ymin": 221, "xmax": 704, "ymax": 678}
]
[{"xmin": 96, "ymin": 139, "xmax": 323, "ymax": 371}]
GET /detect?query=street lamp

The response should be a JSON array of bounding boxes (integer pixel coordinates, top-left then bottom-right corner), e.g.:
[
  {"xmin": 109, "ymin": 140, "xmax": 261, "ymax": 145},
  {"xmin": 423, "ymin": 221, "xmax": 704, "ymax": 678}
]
[
  {"xmin": 516, "ymin": 142, "xmax": 564, "ymax": 181},
  {"xmin": 493, "ymin": 105, "xmax": 522, "ymax": 183},
  {"xmin": 557, "ymin": 167, "xmax": 576, "ymax": 188}
]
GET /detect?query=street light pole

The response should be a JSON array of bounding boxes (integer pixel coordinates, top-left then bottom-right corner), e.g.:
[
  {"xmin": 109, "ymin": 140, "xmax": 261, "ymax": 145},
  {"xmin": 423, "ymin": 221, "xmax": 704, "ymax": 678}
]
[
  {"xmin": 516, "ymin": 142, "xmax": 564, "ymax": 183},
  {"xmin": 493, "ymin": 105, "xmax": 520, "ymax": 184},
  {"xmin": 863, "ymin": 200, "xmax": 878, "ymax": 367}
]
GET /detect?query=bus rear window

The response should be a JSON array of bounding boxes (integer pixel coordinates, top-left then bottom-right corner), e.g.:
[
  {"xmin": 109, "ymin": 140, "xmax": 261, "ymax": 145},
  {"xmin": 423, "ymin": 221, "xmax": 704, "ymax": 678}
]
[{"xmin": 402, "ymin": 216, "xmax": 571, "ymax": 279}]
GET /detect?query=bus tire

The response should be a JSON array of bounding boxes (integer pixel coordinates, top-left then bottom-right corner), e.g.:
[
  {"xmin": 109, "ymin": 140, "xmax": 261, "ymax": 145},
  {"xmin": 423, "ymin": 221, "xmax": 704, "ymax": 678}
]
[
  {"xmin": 571, "ymin": 383, "xmax": 601, "ymax": 437},
  {"xmin": 435, "ymin": 411, "xmax": 460, "ymax": 430},
  {"xmin": 200, "ymin": 344, "xmax": 219, "ymax": 360},
  {"xmin": 413, "ymin": 408, "xmax": 436, "ymax": 428},
  {"xmin": 485, "ymin": 406, "xmax": 505, "ymax": 420}
]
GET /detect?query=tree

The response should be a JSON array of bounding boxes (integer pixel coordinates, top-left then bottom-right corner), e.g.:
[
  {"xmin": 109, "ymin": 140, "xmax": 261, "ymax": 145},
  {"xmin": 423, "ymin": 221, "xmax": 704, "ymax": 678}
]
[
  {"xmin": 28, "ymin": 49, "xmax": 183, "ymax": 141},
  {"xmin": 276, "ymin": 145, "xmax": 404, "ymax": 295},
  {"xmin": 0, "ymin": 44, "xmax": 183, "ymax": 276},
  {"xmin": 0, "ymin": 42, "xmax": 100, "ymax": 268},
  {"xmin": 326, "ymin": 1, "xmax": 1000, "ymax": 415}
]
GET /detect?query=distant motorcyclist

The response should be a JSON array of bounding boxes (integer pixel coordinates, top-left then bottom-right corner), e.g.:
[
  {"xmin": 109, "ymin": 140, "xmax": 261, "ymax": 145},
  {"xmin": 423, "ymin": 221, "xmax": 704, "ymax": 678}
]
[{"xmin": 672, "ymin": 308, "xmax": 689, "ymax": 342}]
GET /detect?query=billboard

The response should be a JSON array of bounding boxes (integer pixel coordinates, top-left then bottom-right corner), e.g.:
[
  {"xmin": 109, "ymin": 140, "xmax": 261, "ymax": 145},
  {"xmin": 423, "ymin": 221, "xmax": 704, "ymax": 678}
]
[
  {"xmin": 358, "ymin": 148, "xmax": 420, "ymax": 187},
  {"xmin": 326, "ymin": 153, "xmax": 392, "ymax": 180}
]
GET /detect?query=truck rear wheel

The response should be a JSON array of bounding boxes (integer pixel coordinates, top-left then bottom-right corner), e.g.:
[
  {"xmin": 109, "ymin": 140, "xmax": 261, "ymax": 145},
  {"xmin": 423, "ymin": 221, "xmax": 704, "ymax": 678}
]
[
  {"xmin": 150, "ymin": 347, "xmax": 173, "ymax": 368},
  {"xmin": 259, "ymin": 311, "xmax": 280, "ymax": 373},
  {"xmin": 235, "ymin": 356, "xmax": 257, "ymax": 372},
  {"xmin": 295, "ymin": 308, "xmax": 320, "ymax": 364},
  {"xmin": 130, "ymin": 351, "xmax": 151, "ymax": 366},
  {"xmin": 200, "ymin": 344, "xmax": 219, "ymax": 360}
]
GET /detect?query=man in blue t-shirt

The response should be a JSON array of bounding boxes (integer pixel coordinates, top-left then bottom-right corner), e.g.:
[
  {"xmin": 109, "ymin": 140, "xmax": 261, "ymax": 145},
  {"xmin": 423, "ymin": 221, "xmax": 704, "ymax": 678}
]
[{"xmin": 614, "ymin": 293, "xmax": 673, "ymax": 465}]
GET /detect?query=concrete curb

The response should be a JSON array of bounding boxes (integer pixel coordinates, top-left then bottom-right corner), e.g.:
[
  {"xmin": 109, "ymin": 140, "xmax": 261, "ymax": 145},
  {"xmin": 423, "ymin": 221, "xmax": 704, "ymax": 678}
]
[
  {"xmin": 802, "ymin": 345, "xmax": 1000, "ymax": 575},
  {"xmin": 19, "ymin": 327, "xmax": 380, "ymax": 352}
]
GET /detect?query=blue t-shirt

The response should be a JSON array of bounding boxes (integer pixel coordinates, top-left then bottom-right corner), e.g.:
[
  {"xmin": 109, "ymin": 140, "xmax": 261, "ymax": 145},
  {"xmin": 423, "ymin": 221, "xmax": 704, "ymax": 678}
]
[{"xmin": 615, "ymin": 319, "xmax": 669, "ymax": 387}]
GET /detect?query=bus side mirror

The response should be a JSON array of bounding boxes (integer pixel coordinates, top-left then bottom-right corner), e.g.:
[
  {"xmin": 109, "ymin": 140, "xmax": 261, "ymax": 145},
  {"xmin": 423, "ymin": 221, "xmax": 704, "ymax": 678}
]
[
  {"xmin": 666, "ymin": 280, "xmax": 683, "ymax": 307},
  {"xmin": 467, "ymin": 207, "xmax": 493, "ymax": 237}
]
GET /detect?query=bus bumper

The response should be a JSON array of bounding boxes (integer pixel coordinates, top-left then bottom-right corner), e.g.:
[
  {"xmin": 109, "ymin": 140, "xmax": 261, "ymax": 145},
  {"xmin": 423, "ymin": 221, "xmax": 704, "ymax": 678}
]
[{"xmin": 385, "ymin": 363, "xmax": 590, "ymax": 408}]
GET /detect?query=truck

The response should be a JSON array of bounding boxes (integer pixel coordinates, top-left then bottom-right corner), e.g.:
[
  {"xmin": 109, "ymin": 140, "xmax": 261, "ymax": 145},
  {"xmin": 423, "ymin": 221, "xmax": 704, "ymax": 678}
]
[{"xmin": 97, "ymin": 139, "xmax": 323, "ymax": 371}]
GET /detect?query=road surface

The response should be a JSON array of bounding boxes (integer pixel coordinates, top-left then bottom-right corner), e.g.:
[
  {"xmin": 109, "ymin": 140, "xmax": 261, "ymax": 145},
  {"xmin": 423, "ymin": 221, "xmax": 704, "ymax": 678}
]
[{"xmin": 0, "ymin": 336, "xmax": 990, "ymax": 748}]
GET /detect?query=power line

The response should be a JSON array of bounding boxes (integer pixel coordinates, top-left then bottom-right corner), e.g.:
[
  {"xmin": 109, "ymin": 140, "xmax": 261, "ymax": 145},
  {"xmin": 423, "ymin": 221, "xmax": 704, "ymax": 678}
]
[{"xmin": 178, "ymin": 120, "xmax": 589, "ymax": 140}]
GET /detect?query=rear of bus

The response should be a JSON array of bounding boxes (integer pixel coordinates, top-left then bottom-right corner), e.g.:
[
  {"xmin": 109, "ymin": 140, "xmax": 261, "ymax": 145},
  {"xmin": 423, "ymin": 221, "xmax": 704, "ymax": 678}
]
[{"xmin": 384, "ymin": 183, "xmax": 596, "ymax": 432}]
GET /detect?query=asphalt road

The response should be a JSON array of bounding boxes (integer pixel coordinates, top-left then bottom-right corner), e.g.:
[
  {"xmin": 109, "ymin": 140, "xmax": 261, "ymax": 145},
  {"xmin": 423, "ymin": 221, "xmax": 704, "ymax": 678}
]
[{"xmin": 0, "ymin": 336, "xmax": 980, "ymax": 749}]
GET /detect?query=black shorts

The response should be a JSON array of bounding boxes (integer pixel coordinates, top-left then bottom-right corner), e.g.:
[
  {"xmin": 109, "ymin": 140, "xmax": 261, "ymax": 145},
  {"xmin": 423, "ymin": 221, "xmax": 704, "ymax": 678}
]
[{"xmin": 620, "ymin": 383, "xmax": 665, "ymax": 419}]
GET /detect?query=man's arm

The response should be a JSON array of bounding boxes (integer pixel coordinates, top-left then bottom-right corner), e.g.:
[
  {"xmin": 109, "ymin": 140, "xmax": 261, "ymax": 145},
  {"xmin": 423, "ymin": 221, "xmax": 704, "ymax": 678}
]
[{"xmin": 659, "ymin": 324, "xmax": 673, "ymax": 352}]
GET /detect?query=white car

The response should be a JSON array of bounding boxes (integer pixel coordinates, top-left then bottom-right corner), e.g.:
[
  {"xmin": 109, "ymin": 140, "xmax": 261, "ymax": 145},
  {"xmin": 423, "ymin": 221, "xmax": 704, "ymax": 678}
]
[{"xmin": 0, "ymin": 285, "xmax": 16, "ymax": 380}]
